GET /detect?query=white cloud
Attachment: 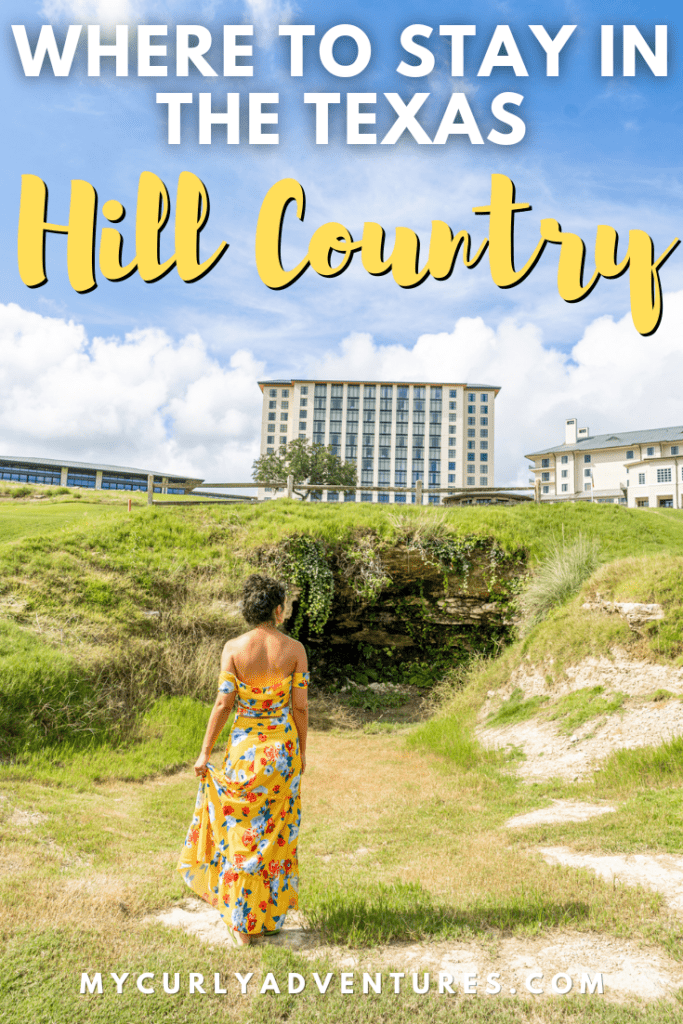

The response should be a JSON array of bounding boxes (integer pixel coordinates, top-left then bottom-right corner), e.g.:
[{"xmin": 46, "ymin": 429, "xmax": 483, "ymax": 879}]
[
  {"xmin": 40, "ymin": 0, "xmax": 295, "ymax": 43},
  {"xmin": 307, "ymin": 290, "xmax": 683, "ymax": 485},
  {"xmin": 40, "ymin": 0, "xmax": 225, "ymax": 23},
  {"xmin": 244, "ymin": 0, "xmax": 295, "ymax": 45},
  {"xmin": 4, "ymin": 291, "xmax": 683, "ymax": 495},
  {"xmin": 41, "ymin": 0, "xmax": 137, "ymax": 23},
  {"xmin": 0, "ymin": 303, "xmax": 264, "ymax": 484}
]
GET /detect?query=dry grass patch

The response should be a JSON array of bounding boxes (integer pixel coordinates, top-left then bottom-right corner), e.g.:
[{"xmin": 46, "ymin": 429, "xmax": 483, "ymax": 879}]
[
  {"xmin": 3, "ymin": 724, "xmax": 683, "ymax": 1022},
  {"xmin": 0, "ymin": 776, "xmax": 192, "ymax": 937},
  {"xmin": 298, "ymin": 731, "xmax": 682, "ymax": 951},
  {"xmin": 307, "ymin": 693, "xmax": 362, "ymax": 731}
]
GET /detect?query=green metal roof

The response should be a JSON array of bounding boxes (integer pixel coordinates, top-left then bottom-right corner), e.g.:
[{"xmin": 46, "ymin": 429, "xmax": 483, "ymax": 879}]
[{"xmin": 526, "ymin": 425, "xmax": 683, "ymax": 458}]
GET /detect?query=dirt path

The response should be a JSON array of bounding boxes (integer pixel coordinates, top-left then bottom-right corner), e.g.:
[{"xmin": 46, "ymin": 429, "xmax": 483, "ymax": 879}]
[
  {"xmin": 152, "ymin": 899, "xmax": 683, "ymax": 1002},
  {"xmin": 6, "ymin": 699, "xmax": 683, "ymax": 1006},
  {"xmin": 504, "ymin": 800, "xmax": 617, "ymax": 828},
  {"xmin": 538, "ymin": 847, "xmax": 683, "ymax": 914},
  {"xmin": 150, "ymin": 737, "xmax": 683, "ymax": 1005}
]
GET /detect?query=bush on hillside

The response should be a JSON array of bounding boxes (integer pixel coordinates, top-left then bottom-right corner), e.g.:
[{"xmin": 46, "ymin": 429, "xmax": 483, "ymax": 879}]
[{"xmin": 518, "ymin": 534, "xmax": 600, "ymax": 631}]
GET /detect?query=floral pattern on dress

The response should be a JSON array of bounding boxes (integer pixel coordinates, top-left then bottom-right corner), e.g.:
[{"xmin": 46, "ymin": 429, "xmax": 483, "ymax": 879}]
[{"xmin": 178, "ymin": 670, "xmax": 308, "ymax": 934}]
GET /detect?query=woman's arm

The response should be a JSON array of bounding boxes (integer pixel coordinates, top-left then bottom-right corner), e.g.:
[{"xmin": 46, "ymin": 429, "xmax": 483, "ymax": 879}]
[
  {"xmin": 193, "ymin": 645, "xmax": 237, "ymax": 777},
  {"xmin": 194, "ymin": 690, "xmax": 235, "ymax": 777},
  {"xmin": 291, "ymin": 641, "xmax": 309, "ymax": 773}
]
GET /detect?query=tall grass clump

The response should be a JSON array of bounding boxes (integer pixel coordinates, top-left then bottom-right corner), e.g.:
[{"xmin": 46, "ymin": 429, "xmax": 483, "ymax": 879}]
[
  {"xmin": 518, "ymin": 533, "xmax": 600, "ymax": 630},
  {"xmin": 594, "ymin": 735, "xmax": 683, "ymax": 792},
  {"xmin": 0, "ymin": 621, "xmax": 109, "ymax": 755},
  {"xmin": 407, "ymin": 711, "xmax": 489, "ymax": 769}
]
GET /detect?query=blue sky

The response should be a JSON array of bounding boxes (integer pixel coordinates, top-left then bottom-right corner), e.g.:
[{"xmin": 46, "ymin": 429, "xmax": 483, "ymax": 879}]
[{"xmin": 1, "ymin": 0, "xmax": 682, "ymax": 484}]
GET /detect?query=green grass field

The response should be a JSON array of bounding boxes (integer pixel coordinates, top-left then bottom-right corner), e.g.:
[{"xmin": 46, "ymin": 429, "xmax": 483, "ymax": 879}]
[
  {"xmin": 0, "ymin": 499, "xmax": 126, "ymax": 542},
  {"xmin": 2, "ymin": 709, "xmax": 683, "ymax": 1024},
  {"xmin": 0, "ymin": 485, "xmax": 244, "ymax": 545}
]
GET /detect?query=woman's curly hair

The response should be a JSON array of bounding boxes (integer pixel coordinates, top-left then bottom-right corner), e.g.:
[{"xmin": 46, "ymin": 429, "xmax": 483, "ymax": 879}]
[{"xmin": 241, "ymin": 573, "xmax": 286, "ymax": 627}]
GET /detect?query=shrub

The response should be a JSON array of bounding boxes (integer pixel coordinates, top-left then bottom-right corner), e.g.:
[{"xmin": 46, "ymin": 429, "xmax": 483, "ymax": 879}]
[{"xmin": 518, "ymin": 533, "xmax": 600, "ymax": 630}]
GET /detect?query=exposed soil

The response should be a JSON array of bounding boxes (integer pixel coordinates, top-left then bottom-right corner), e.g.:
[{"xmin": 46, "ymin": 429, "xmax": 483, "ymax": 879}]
[
  {"xmin": 537, "ymin": 848, "xmax": 683, "ymax": 914},
  {"xmin": 0, "ymin": 794, "xmax": 49, "ymax": 828},
  {"xmin": 477, "ymin": 654, "xmax": 683, "ymax": 781},
  {"xmin": 479, "ymin": 703, "xmax": 683, "ymax": 782},
  {"xmin": 151, "ymin": 900, "xmax": 683, "ymax": 1003},
  {"xmin": 489, "ymin": 653, "xmax": 683, "ymax": 703},
  {"xmin": 505, "ymin": 801, "xmax": 617, "ymax": 828}
]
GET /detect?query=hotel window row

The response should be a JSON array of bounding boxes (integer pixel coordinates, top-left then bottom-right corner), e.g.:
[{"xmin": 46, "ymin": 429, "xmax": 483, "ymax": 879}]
[
  {"xmin": 0, "ymin": 458, "xmax": 194, "ymax": 494},
  {"xmin": 259, "ymin": 380, "xmax": 498, "ymax": 502},
  {"xmin": 528, "ymin": 419, "xmax": 683, "ymax": 508}
]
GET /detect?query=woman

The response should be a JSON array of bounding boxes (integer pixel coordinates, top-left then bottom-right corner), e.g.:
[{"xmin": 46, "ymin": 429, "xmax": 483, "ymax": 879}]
[{"xmin": 178, "ymin": 574, "xmax": 309, "ymax": 947}]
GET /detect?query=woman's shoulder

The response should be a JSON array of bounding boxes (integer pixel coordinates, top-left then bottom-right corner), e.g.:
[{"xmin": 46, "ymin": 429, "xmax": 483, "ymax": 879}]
[
  {"xmin": 221, "ymin": 631, "xmax": 255, "ymax": 665},
  {"xmin": 224, "ymin": 628, "xmax": 260, "ymax": 649},
  {"xmin": 283, "ymin": 634, "xmax": 307, "ymax": 667}
]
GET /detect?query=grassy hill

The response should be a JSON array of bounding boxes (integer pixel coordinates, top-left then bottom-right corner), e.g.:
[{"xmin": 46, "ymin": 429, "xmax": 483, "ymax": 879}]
[
  {"xmin": 3, "ymin": 495, "xmax": 683, "ymax": 1023},
  {"xmin": 2, "ymin": 494, "xmax": 683, "ymax": 782}
]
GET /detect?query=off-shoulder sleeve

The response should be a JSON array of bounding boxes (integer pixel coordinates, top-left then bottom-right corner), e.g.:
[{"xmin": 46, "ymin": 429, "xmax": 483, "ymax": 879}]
[
  {"xmin": 292, "ymin": 671, "xmax": 309, "ymax": 689},
  {"xmin": 218, "ymin": 670, "xmax": 236, "ymax": 695}
]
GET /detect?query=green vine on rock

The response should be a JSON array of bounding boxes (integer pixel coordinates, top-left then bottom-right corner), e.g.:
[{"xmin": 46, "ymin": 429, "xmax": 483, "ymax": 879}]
[
  {"xmin": 337, "ymin": 536, "xmax": 392, "ymax": 604},
  {"xmin": 413, "ymin": 534, "xmax": 484, "ymax": 589},
  {"xmin": 411, "ymin": 533, "xmax": 527, "ymax": 617},
  {"xmin": 280, "ymin": 536, "xmax": 334, "ymax": 636}
]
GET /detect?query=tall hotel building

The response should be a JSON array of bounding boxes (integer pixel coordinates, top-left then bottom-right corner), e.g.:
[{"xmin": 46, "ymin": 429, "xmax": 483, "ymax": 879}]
[{"xmin": 258, "ymin": 380, "xmax": 499, "ymax": 503}]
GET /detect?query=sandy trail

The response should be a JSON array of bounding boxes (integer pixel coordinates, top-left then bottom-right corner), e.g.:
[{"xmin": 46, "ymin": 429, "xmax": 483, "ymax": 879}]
[{"xmin": 151, "ymin": 899, "xmax": 683, "ymax": 1002}]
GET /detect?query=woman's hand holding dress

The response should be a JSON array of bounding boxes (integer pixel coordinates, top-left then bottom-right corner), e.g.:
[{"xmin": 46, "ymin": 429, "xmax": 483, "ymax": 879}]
[{"xmin": 193, "ymin": 687, "xmax": 235, "ymax": 776}]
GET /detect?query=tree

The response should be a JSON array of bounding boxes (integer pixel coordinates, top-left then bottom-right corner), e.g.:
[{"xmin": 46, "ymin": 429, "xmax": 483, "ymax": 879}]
[{"xmin": 252, "ymin": 438, "xmax": 357, "ymax": 501}]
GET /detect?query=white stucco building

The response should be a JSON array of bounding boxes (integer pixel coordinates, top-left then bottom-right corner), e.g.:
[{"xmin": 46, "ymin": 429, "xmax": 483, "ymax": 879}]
[
  {"xmin": 258, "ymin": 379, "xmax": 499, "ymax": 503},
  {"xmin": 527, "ymin": 419, "xmax": 683, "ymax": 508}
]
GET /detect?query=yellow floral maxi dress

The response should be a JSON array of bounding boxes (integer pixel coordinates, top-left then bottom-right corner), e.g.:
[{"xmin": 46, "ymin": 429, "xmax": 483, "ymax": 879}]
[{"xmin": 178, "ymin": 670, "xmax": 308, "ymax": 935}]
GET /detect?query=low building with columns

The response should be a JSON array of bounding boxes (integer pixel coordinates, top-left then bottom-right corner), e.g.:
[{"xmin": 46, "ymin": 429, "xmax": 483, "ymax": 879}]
[
  {"xmin": 0, "ymin": 455, "xmax": 201, "ymax": 495},
  {"xmin": 527, "ymin": 419, "xmax": 683, "ymax": 509}
]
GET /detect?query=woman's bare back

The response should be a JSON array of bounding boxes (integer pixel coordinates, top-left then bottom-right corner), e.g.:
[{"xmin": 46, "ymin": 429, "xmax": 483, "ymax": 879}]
[{"xmin": 222, "ymin": 628, "xmax": 307, "ymax": 685}]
